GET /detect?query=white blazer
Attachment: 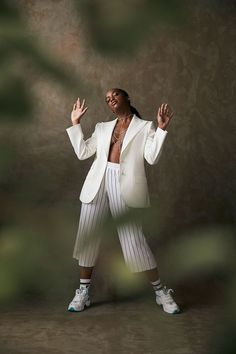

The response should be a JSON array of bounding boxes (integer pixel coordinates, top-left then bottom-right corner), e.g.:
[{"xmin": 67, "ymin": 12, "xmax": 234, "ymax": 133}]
[{"xmin": 66, "ymin": 114, "xmax": 168, "ymax": 208}]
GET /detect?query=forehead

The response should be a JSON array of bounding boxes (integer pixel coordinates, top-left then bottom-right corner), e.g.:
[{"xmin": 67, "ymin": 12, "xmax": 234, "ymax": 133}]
[{"xmin": 105, "ymin": 89, "xmax": 121, "ymax": 97}]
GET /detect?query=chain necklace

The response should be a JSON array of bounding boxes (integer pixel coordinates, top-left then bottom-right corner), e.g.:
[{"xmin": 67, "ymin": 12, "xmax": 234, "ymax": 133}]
[
  {"xmin": 111, "ymin": 127, "xmax": 128, "ymax": 146},
  {"xmin": 110, "ymin": 114, "xmax": 132, "ymax": 149}
]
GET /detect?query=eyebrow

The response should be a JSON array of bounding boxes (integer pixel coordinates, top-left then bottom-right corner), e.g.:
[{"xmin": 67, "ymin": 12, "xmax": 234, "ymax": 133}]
[{"xmin": 105, "ymin": 91, "xmax": 119, "ymax": 99}]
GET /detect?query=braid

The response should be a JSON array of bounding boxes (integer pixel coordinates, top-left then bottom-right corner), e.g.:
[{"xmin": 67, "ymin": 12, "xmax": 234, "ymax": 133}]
[{"xmin": 130, "ymin": 105, "xmax": 142, "ymax": 119}]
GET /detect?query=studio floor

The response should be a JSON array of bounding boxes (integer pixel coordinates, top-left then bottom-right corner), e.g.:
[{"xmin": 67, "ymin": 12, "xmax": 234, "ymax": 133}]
[{"xmin": 0, "ymin": 292, "xmax": 223, "ymax": 354}]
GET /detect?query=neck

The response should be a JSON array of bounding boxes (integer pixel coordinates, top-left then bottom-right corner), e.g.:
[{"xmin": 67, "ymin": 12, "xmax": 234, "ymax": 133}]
[{"xmin": 117, "ymin": 109, "xmax": 133, "ymax": 122}]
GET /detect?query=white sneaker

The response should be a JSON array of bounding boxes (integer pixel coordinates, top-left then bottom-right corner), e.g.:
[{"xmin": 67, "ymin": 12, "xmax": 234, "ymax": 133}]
[
  {"xmin": 68, "ymin": 288, "xmax": 91, "ymax": 312},
  {"xmin": 155, "ymin": 286, "xmax": 180, "ymax": 314}
]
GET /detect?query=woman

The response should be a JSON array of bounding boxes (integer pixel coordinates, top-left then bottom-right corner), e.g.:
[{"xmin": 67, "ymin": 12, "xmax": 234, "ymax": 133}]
[{"xmin": 66, "ymin": 88, "xmax": 180, "ymax": 314}]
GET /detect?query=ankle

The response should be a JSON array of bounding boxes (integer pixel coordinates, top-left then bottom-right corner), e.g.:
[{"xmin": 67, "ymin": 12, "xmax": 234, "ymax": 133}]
[
  {"xmin": 80, "ymin": 278, "xmax": 91, "ymax": 290},
  {"xmin": 151, "ymin": 279, "xmax": 163, "ymax": 293}
]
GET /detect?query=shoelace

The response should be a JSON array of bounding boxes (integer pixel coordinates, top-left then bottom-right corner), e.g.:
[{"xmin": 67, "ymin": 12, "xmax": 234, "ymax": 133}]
[
  {"xmin": 73, "ymin": 289, "xmax": 88, "ymax": 302},
  {"xmin": 161, "ymin": 286, "xmax": 174, "ymax": 304}
]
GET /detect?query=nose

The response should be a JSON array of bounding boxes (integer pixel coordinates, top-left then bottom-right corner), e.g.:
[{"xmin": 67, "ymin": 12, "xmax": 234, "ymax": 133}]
[{"xmin": 110, "ymin": 96, "xmax": 117, "ymax": 103}]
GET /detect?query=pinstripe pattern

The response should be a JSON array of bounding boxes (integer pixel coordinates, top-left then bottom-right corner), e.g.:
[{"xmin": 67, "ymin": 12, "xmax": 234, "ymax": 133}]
[
  {"xmin": 73, "ymin": 161, "xmax": 157, "ymax": 273},
  {"xmin": 72, "ymin": 174, "xmax": 109, "ymax": 266}
]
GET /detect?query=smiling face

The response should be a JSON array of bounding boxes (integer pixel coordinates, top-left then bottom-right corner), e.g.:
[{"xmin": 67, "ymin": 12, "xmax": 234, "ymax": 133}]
[{"xmin": 105, "ymin": 88, "xmax": 131, "ymax": 114}]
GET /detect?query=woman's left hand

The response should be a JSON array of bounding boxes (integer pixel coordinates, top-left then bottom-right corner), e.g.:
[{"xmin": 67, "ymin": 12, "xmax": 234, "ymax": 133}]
[{"xmin": 157, "ymin": 103, "xmax": 174, "ymax": 130}]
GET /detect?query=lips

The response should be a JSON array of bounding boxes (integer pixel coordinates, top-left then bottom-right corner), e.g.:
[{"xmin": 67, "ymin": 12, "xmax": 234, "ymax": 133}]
[{"xmin": 111, "ymin": 100, "xmax": 118, "ymax": 106}]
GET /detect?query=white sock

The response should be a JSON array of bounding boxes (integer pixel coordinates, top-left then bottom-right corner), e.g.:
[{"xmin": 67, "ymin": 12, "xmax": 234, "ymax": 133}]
[
  {"xmin": 151, "ymin": 279, "xmax": 163, "ymax": 293},
  {"xmin": 79, "ymin": 278, "xmax": 91, "ymax": 290}
]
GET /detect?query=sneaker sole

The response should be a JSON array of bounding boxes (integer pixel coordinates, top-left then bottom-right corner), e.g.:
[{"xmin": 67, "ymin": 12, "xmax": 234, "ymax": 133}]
[
  {"xmin": 68, "ymin": 300, "xmax": 91, "ymax": 312},
  {"xmin": 156, "ymin": 299, "xmax": 181, "ymax": 314},
  {"xmin": 157, "ymin": 304, "xmax": 181, "ymax": 314}
]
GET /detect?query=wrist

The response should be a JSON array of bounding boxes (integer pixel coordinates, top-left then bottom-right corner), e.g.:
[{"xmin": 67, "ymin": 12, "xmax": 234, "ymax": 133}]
[
  {"xmin": 72, "ymin": 119, "xmax": 80, "ymax": 126},
  {"xmin": 157, "ymin": 125, "xmax": 166, "ymax": 131}
]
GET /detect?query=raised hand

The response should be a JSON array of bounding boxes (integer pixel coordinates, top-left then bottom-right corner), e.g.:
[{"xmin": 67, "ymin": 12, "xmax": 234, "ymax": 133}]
[
  {"xmin": 71, "ymin": 97, "xmax": 88, "ymax": 125},
  {"xmin": 157, "ymin": 103, "xmax": 174, "ymax": 130}
]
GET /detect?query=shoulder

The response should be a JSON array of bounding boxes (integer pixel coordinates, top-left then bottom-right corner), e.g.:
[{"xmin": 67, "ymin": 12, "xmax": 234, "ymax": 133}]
[
  {"xmin": 139, "ymin": 118, "xmax": 154, "ymax": 130},
  {"xmin": 135, "ymin": 116, "xmax": 152, "ymax": 125},
  {"xmin": 93, "ymin": 120, "xmax": 114, "ymax": 132},
  {"xmin": 93, "ymin": 121, "xmax": 103, "ymax": 130},
  {"xmin": 137, "ymin": 117, "xmax": 150, "ymax": 123}
]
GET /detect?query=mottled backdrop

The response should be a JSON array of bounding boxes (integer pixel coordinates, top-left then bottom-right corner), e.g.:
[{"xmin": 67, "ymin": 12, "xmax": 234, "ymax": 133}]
[{"xmin": 0, "ymin": 0, "xmax": 235, "ymax": 305}]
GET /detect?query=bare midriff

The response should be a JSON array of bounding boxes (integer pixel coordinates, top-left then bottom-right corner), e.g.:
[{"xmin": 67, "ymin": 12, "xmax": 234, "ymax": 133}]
[{"xmin": 108, "ymin": 117, "xmax": 132, "ymax": 163}]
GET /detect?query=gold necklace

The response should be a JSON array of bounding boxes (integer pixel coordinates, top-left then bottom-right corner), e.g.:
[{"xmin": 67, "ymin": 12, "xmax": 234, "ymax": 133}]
[
  {"xmin": 111, "ymin": 127, "xmax": 128, "ymax": 145},
  {"xmin": 111, "ymin": 114, "xmax": 132, "ymax": 147}
]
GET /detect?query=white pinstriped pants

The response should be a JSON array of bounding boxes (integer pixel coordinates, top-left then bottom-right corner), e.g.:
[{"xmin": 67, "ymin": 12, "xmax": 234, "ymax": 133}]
[{"xmin": 73, "ymin": 162, "xmax": 157, "ymax": 273}]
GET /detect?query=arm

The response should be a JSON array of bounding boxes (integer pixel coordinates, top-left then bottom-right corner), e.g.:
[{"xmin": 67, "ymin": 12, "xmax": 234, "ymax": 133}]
[
  {"xmin": 66, "ymin": 96, "xmax": 97, "ymax": 160},
  {"xmin": 144, "ymin": 122, "xmax": 168, "ymax": 165},
  {"xmin": 144, "ymin": 102, "xmax": 173, "ymax": 165},
  {"xmin": 66, "ymin": 123, "xmax": 98, "ymax": 160}
]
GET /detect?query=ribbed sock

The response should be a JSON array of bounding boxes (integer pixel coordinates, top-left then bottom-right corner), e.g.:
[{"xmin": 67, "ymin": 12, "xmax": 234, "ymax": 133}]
[
  {"xmin": 79, "ymin": 278, "xmax": 91, "ymax": 290},
  {"xmin": 151, "ymin": 279, "xmax": 163, "ymax": 294}
]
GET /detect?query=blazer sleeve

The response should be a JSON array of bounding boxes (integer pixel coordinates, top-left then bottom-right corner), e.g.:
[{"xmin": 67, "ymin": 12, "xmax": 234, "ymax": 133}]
[
  {"xmin": 66, "ymin": 123, "xmax": 98, "ymax": 160},
  {"xmin": 144, "ymin": 122, "xmax": 168, "ymax": 165}
]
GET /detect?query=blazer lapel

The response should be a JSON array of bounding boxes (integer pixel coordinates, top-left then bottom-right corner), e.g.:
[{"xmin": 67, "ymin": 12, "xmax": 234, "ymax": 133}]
[
  {"xmin": 102, "ymin": 117, "xmax": 118, "ymax": 158},
  {"xmin": 121, "ymin": 115, "xmax": 147, "ymax": 154},
  {"xmin": 102, "ymin": 114, "xmax": 147, "ymax": 158}
]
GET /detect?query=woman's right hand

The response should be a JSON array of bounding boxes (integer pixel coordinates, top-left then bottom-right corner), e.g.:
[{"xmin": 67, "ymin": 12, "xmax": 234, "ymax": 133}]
[{"xmin": 71, "ymin": 97, "xmax": 88, "ymax": 125}]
